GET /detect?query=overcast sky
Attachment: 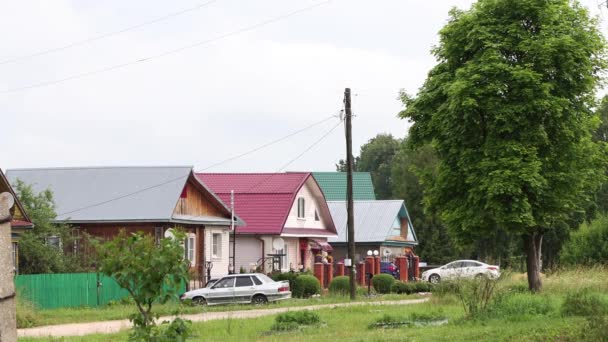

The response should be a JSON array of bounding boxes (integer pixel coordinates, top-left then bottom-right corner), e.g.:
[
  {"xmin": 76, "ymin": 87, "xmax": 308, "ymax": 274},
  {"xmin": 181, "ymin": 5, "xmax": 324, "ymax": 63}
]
[{"xmin": 1, "ymin": 0, "xmax": 606, "ymax": 173}]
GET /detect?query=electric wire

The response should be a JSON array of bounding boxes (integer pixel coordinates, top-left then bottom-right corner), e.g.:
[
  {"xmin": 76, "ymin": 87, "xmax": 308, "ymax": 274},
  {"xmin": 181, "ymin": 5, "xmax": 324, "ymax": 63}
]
[
  {"xmin": 0, "ymin": 0, "xmax": 220, "ymax": 66},
  {"xmin": 0, "ymin": 0, "xmax": 332, "ymax": 95},
  {"xmin": 57, "ymin": 114, "xmax": 340, "ymax": 216}
]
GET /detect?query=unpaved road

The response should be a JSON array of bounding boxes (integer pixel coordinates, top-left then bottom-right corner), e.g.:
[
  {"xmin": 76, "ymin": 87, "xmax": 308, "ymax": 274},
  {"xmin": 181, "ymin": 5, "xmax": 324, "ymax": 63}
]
[{"xmin": 18, "ymin": 298, "xmax": 428, "ymax": 338}]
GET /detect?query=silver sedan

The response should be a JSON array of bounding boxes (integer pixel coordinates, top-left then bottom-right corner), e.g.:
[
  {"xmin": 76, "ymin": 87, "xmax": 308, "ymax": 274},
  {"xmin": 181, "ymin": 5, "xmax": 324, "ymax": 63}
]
[{"xmin": 180, "ymin": 273, "xmax": 291, "ymax": 306}]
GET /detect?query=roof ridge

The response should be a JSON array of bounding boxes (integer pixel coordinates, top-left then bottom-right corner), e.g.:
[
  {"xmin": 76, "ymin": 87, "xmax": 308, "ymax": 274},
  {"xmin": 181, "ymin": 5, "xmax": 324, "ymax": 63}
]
[
  {"xmin": 196, "ymin": 172, "xmax": 309, "ymax": 175},
  {"xmin": 9, "ymin": 165, "xmax": 193, "ymax": 171},
  {"xmin": 327, "ymin": 199, "xmax": 403, "ymax": 203}
]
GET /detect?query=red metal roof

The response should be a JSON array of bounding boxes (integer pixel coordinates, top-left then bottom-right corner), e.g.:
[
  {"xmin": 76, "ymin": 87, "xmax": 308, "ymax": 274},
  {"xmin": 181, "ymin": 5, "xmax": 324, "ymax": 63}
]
[
  {"xmin": 196, "ymin": 173, "xmax": 311, "ymax": 234},
  {"xmin": 11, "ymin": 220, "xmax": 33, "ymax": 228}
]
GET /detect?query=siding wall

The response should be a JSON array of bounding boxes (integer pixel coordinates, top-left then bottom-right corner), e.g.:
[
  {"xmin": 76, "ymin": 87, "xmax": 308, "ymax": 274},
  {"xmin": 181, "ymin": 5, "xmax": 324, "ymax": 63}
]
[
  {"xmin": 233, "ymin": 237, "xmax": 263, "ymax": 272},
  {"xmin": 173, "ymin": 180, "xmax": 224, "ymax": 217},
  {"xmin": 204, "ymin": 226, "xmax": 230, "ymax": 278},
  {"xmin": 284, "ymin": 180, "xmax": 327, "ymax": 229}
]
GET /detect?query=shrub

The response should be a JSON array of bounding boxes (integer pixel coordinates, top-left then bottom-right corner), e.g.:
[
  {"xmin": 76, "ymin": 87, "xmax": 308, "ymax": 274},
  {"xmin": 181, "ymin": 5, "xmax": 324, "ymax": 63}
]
[
  {"xmin": 561, "ymin": 290, "xmax": 608, "ymax": 317},
  {"xmin": 452, "ymin": 278, "xmax": 499, "ymax": 318},
  {"xmin": 272, "ymin": 272, "xmax": 298, "ymax": 285},
  {"xmin": 271, "ymin": 311, "xmax": 320, "ymax": 331},
  {"xmin": 391, "ymin": 281, "xmax": 412, "ymax": 294},
  {"xmin": 561, "ymin": 214, "xmax": 608, "ymax": 265},
  {"xmin": 372, "ymin": 274, "xmax": 395, "ymax": 294},
  {"xmin": 292, "ymin": 275, "xmax": 321, "ymax": 298},
  {"xmin": 329, "ymin": 276, "xmax": 350, "ymax": 296},
  {"xmin": 414, "ymin": 282, "xmax": 433, "ymax": 292}
]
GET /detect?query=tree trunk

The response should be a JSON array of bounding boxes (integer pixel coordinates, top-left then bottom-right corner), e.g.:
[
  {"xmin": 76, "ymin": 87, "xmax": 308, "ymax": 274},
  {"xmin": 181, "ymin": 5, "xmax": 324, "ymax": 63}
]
[{"xmin": 523, "ymin": 233, "xmax": 543, "ymax": 292}]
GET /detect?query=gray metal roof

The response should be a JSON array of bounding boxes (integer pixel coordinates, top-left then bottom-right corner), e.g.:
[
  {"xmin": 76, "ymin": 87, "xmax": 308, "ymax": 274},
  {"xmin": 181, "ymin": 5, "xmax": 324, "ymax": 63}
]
[
  {"xmin": 7, "ymin": 166, "xmax": 199, "ymax": 222},
  {"xmin": 327, "ymin": 200, "xmax": 417, "ymax": 244}
]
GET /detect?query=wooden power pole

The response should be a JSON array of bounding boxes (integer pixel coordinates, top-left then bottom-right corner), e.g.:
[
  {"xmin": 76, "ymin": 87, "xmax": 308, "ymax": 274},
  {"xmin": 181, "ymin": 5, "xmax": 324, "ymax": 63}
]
[
  {"xmin": 0, "ymin": 192, "xmax": 17, "ymax": 341},
  {"xmin": 344, "ymin": 88, "xmax": 356, "ymax": 300}
]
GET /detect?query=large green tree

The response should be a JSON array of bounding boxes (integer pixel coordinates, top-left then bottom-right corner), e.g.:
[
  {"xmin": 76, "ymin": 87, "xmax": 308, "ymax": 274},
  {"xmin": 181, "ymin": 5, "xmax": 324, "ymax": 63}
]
[{"xmin": 401, "ymin": 0, "xmax": 607, "ymax": 291}]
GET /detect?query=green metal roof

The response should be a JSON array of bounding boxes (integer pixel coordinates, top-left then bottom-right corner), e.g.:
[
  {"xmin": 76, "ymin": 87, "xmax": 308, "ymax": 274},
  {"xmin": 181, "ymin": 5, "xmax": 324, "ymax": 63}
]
[{"xmin": 312, "ymin": 172, "xmax": 376, "ymax": 201}]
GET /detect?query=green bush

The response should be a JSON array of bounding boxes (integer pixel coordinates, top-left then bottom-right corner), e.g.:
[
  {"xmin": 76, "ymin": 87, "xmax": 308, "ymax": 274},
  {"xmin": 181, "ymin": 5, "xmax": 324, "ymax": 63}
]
[
  {"xmin": 561, "ymin": 214, "xmax": 608, "ymax": 265},
  {"xmin": 329, "ymin": 276, "xmax": 350, "ymax": 296},
  {"xmin": 292, "ymin": 275, "xmax": 321, "ymax": 298},
  {"xmin": 561, "ymin": 290, "xmax": 608, "ymax": 317},
  {"xmin": 414, "ymin": 282, "xmax": 433, "ymax": 292},
  {"xmin": 372, "ymin": 274, "xmax": 395, "ymax": 294},
  {"xmin": 271, "ymin": 311, "xmax": 320, "ymax": 331},
  {"xmin": 391, "ymin": 281, "xmax": 414, "ymax": 294}
]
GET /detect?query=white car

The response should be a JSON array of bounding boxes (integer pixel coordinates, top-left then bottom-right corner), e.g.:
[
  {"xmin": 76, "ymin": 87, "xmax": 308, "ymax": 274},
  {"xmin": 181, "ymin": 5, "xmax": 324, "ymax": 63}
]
[
  {"xmin": 421, "ymin": 260, "xmax": 500, "ymax": 284},
  {"xmin": 180, "ymin": 273, "xmax": 291, "ymax": 306}
]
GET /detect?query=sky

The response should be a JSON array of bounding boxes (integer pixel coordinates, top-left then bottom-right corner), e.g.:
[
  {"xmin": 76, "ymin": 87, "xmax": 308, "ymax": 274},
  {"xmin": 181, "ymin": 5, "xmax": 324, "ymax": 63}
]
[{"xmin": 1, "ymin": 0, "xmax": 607, "ymax": 173}]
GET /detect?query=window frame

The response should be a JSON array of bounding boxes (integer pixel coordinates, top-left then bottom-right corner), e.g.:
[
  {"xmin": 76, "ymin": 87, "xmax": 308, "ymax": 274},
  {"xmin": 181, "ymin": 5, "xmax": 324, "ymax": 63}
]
[
  {"xmin": 212, "ymin": 233, "xmax": 222, "ymax": 259},
  {"xmin": 235, "ymin": 276, "xmax": 254, "ymax": 287},
  {"xmin": 297, "ymin": 197, "xmax": 305, "ymax": 218}
]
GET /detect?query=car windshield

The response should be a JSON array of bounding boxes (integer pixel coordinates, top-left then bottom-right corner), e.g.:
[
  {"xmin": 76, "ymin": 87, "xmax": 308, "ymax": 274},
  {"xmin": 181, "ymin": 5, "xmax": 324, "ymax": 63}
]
[{"xmin": 255, "ymin": 274, "xmax": 275, "ymax": 283}]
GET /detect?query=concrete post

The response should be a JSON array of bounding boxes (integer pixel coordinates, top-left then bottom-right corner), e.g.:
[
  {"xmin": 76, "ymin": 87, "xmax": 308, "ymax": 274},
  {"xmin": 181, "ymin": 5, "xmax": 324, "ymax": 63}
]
[
  {"xmin": 0, "ymin": 192, "xmax": 17, "ymax": 341},
  {"xmin": 314, "ymin": 263, "xmax": 324, "ymax": 288},
  {"xmin": 336, "ymin": 262, "xmax": 345, "ymax": 277},
  {"xmin": 396, "ymin": 256, "xmax": 408, "ymax": 282}
]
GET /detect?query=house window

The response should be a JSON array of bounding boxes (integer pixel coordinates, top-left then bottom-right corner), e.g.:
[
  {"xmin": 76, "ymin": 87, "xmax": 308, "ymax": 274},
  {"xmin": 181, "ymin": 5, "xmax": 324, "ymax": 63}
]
[
  {"xmin": 314, "ymin": 209, "xmax": 320, "ymax": 221},
  {"xmin": 11, "ymin": 242, "xmax": 18, "ymax": 273},
  {"xmin": 154, "ymin": 227, "xmax": 163, "ymax": 245},
  {"xmin": 274, "ymin": 248, "xmax": 288, "ymax": 271},
  {"xmin": 46, "ymin": 236, "xmax": 62, "ymax": 249},
  {"xmin": 184, "ymin": 235, "xmax": 195, "ymax": 264},
  {"xmin": 297, "ymin": 198, "xmax": 305, "ymax": 218},
  {"xmin": 212, "ymin": 233, "xmax": 221, "ymax": 258}
]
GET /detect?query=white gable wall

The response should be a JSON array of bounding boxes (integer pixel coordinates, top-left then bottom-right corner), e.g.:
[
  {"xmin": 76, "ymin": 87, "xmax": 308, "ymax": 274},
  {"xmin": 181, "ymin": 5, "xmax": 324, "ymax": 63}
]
[{"xmin": 284, "ymin": 179, "xmax": 327, "ymax": 229}]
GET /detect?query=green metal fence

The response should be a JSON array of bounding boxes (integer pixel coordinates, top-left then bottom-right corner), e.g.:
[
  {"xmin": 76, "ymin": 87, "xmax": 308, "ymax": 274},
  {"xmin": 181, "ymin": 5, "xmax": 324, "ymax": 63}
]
[{"xmin": 14, "ymin": 273, "xmax": 185, "ymax": 309}]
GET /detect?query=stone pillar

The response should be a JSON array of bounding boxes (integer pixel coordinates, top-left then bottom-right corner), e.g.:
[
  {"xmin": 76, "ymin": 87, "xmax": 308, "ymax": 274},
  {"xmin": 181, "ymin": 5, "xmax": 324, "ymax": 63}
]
[
  {"xmin": 314, "ymin": 263, "xmax": 324, "ymax": 288},
  {"xmin": 374, "ymin": 256, "xmax": 381, "ymax": 275},
  {"xmin": 414, "ymin": 256, "xmax": 420, "ymax": 279},
  {"xmin": 365, "ymin": 256, "xmax": 375, "ymax": 284},
  {"xmin": 336, "ymin": 262, "xmax": 345, "ymax": 277},
  {"xmin": 396, "ymin": 256, "xmax": 408, "ymax": 282},
  {"xmin": 325, "ymin": 263, "xmax": 333, "ymax": 288},
  {"xmin": 0, "ymin": 192, "xmax": 17, "ymax": 342},
  {"xmin": 357, "ymin": 262, "xmax": 366, "ymax": 286}
]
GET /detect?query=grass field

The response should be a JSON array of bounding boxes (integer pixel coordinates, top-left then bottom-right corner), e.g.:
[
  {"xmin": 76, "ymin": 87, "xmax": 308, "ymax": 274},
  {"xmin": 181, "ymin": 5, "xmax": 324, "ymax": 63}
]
[{"xmin": 19, "ymin": 267, "xmax": 608, "ymax": 341}]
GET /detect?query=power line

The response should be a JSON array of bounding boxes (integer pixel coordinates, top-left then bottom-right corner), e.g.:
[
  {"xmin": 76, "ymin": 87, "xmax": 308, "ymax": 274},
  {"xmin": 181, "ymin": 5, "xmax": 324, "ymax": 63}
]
[
  {"xmin": 57, "ymin": 114, "xmax": 340, "ymax": 216},
  {"xmin": 0, "ymin": 0, "xmax": 220, "ymax": 66},
  {"xmin": 198, "ymin": 114, "xmax": 337, "ymax": 171},
  {"xmin": 0, "ymin": 0, "xmax": 332, "ymax": 95},
  {"xmin": 246, "ymin": 119, "xmax": 342, "ymax": 193}
]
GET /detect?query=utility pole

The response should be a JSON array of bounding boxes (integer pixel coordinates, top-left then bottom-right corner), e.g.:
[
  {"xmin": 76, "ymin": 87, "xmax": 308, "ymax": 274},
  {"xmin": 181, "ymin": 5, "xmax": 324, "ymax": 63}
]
[
  {"xmin": 344, "ymin": 88, "xmax": 356, "ymax": 300},
  {"xmin": 0, "ymin": 192, "xmax": 17, "ymax": 341},
  {"xmin": 230, "ymin": 190, "xmax": 236, "ymax": 274}
]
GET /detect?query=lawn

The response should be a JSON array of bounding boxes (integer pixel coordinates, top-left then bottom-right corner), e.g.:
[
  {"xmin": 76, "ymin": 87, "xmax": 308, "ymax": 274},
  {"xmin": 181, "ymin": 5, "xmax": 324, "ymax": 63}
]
[
  {"xmin": 17, "ymin": 292, "xmax": 421, "ymax": 327},
  {"xmin": 19, "ymin": 267, "xmax": 608, "ymax": 341}
]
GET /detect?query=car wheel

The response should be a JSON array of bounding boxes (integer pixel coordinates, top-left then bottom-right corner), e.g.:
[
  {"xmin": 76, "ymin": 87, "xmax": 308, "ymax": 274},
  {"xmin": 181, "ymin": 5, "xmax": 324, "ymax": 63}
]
[
  {"xmin": 475, "ymin": 273, "xmax": 486, "ymax": 280},
  {"xmin": 429, "ymin": 274, "xmax": 441, "ymax": 284},
  {"xmin": 252, "ymin": 294, "xmax": 268, "ymax": 305},
  {"xmin": 192, "ymin": 296, "xmax": 207, "ymax": 306}
]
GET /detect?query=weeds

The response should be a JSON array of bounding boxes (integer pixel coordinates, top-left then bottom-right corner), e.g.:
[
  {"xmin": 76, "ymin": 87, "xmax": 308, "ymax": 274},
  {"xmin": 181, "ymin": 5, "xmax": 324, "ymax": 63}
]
[{"xmin": 270, "ymin": 310, "xmax": 321, "ymax": 332}]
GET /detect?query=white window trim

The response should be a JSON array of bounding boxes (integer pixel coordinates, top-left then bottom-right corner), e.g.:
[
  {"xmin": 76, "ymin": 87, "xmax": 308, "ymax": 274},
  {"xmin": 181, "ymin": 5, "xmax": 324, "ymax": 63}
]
[
  {"xmin": 297, "ymin": 197, "xmax": 306, "ymax": 219},
  {"xmin": 212, "ymin": 233, "xmax": 222, "ymax": 259}
]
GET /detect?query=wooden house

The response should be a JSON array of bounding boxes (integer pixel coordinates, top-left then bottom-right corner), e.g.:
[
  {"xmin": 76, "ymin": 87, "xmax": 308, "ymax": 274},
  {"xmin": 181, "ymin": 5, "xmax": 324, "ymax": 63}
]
[
  {"xmin": 0, "ymin": 169, "xmax": 34, "ymax": 274},
  {"xmin": 7, "ymin": 166, "xmax": 240, "ymax": 279}
]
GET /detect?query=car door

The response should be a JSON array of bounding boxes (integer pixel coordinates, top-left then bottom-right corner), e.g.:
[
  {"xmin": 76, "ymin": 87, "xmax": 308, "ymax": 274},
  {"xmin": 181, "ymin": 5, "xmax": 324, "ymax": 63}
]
[
  {"xmin": 233, "ymin": 276, "xmax": 256, "ymax": 303},
  {"xmin": 465, "ymin": 261, "xmax": 484, "ymax": 277},
  {"xmin": 443, "ymin": 262, "xmax": 463, "ymax": 280},
  {"xmin": 207, "ymin": 277, "xmax": 235, "ymax": 305}
]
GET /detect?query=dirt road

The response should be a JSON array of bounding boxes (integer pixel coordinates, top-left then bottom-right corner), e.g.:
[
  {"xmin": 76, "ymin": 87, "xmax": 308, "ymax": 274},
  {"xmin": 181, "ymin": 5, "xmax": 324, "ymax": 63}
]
[{"xmin": 18, "ymin": 298, "xmax": 428, "ymax": 338}]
